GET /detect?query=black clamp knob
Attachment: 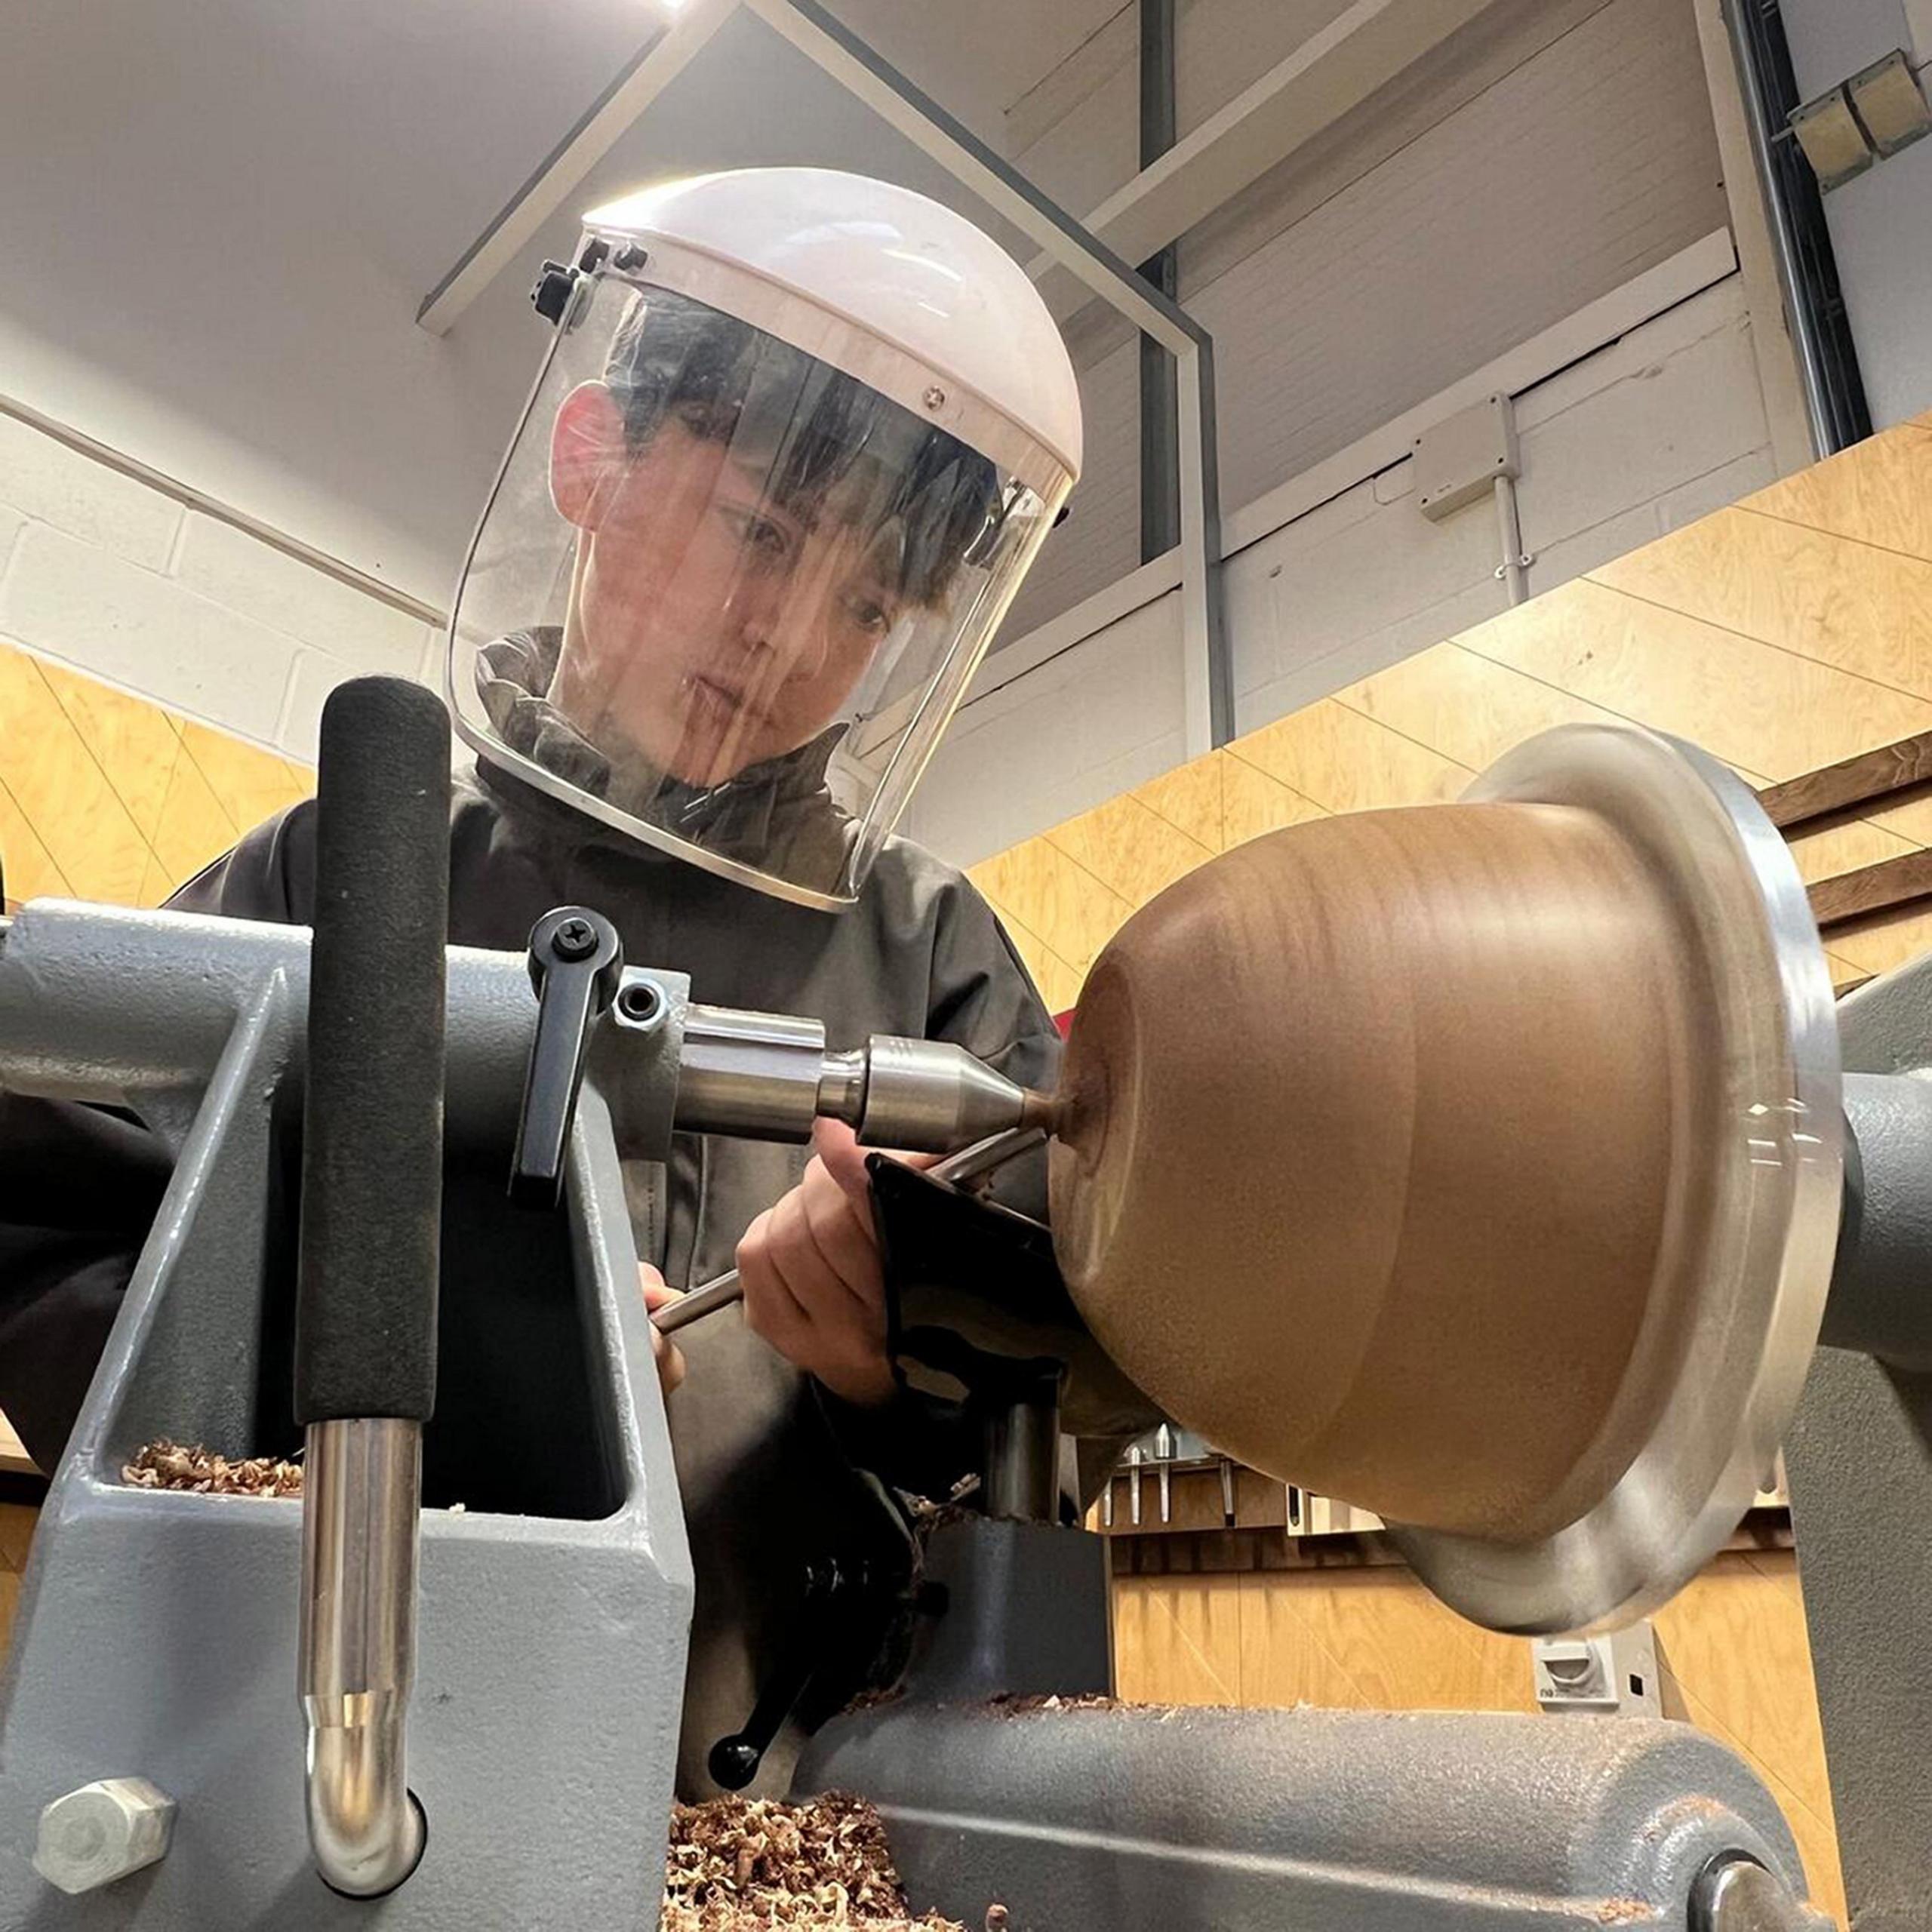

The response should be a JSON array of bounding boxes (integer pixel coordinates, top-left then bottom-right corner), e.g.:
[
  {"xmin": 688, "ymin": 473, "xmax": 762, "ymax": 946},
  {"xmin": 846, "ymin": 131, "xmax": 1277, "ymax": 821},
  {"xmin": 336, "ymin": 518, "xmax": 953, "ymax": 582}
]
[{"xmin": 509, "ymin": 906, "xmax": 623, "ymax": 1210}]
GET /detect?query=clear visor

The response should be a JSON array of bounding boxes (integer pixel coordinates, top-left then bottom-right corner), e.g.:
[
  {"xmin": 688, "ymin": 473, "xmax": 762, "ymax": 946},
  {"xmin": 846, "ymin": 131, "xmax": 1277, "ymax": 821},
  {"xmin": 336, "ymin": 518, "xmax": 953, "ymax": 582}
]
[{"xmin": 448, "ymin": 270, "xmax": 1072, "ymax": 908}]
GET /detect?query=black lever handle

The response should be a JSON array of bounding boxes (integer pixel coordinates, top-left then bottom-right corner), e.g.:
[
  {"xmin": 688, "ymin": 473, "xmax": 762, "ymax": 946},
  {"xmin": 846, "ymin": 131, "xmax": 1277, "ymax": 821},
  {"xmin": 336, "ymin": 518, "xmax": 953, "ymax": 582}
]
[
  {"xmin": 509, "ymin": 906, "xmax": 623, "ymax": 1210},
  {"xmin": 707, "ymin": 1561, "xmax": 844, "ymax": 1792},
  {"xmin": 294, "ymin": 677, "xmax": 451, "ymax": 1426}
]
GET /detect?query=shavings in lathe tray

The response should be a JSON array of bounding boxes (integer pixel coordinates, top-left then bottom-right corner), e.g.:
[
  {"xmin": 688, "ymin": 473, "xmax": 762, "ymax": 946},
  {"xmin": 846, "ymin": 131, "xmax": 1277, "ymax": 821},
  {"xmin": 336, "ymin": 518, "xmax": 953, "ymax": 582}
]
[
  {"xmin": 122, "ymin": 1438, "xmax": 303, "ymax": 1498},
  {"xmin": 663, "ymin": 1792, "xmax": 999, "ymax": 1931}
]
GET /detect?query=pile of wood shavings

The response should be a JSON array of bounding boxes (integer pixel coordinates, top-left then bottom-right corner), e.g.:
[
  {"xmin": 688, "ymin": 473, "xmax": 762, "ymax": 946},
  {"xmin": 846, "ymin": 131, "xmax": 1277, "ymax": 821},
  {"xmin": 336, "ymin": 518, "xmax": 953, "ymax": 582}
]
[
  {"xmin": 122, "ymin": 1438, "xmax": 303, "ymax": 1498},
  {"xmin": 663, "ymin": 1794, "xmax": 990, "ymax": 1932}
]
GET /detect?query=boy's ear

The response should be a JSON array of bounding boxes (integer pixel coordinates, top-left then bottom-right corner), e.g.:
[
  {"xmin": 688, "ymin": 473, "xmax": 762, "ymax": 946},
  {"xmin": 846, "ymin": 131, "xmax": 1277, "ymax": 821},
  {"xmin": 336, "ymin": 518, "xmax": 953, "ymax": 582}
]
[{"xmin": 549, "ymin": 382, "xmax": 629, "ymax": 530}]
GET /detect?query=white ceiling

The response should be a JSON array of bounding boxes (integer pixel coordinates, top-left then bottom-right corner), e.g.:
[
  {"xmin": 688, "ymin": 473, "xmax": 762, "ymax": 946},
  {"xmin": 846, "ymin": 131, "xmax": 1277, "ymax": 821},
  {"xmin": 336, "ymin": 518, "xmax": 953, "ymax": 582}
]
[
  {"xmin": 832, "ymin": 0, "xmax": 1130, "ymax": 144},
  {"xmin": 0, "ymin": 0, "xmax": 1128, "ymax": 605}
]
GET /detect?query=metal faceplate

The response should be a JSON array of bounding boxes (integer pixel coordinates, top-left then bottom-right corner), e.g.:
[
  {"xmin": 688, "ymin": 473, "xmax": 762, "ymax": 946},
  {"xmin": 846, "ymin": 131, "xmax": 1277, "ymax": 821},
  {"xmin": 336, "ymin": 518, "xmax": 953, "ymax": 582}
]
[{"xmin": 1394, "ymin": 724, "xmax": 1844, "ymax": 1635}]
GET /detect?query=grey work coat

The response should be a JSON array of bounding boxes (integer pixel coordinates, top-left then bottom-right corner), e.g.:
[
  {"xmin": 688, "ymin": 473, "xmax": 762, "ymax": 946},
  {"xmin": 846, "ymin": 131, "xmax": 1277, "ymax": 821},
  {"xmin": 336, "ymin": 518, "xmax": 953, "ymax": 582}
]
[{"xmin": 0, "ymin": 755, "xmax": 1065, "ymax": 1795}]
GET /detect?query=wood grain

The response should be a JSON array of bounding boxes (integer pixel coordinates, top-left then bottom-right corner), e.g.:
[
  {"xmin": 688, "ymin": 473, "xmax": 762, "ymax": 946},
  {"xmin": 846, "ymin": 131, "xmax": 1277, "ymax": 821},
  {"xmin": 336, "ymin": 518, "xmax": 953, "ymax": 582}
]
[
  {"xmin": 34, "ymin": 655, "xmax": 184, "ymax": 844},
  {"xmin": 1783, "ymin": 814, "xmax": 1918, "ymax": 887},
  {"xmin": 1111, "ymin": 1574, "xmax": 1244, "ymax": 1705},
  {"xmin": 1808, "ymin": 849, "xmax": 1932, "ymax": 928},
  {"xmin": 149, "ymin": 748, "xmax": 241, "ymax": 886},
  {"xmin": 1219, "ymin": 752, "xmax": 1329, "ymax": 851},
  {"xmin": 1055, "ymin": 802, "xmax": 1704, "ymax": 1541},
  {"xmin": 1758, "ymin": 731, "xmax": 1932, "ymax": 831},
  {"xmin": 1742, "ymin": 421, "xmax": 1932, "ymax": 565},
  {"xmin": 1227, "ymin": 697, "xmax": 1472, "ymax": 814},
  {"xmin": 0, "ymin": 1571, "xmax": 19, "ymax": 1671},
  {"xmin": 0, "ymin": 778, "xmax": 70, "ymax": 902},
  {"xmin": 1813, "ymin": 900, "xmax": 1932, "ymax": 980},
  {"xmin": 0, "ymin": 1491, "xmax": 35, "ymax": 1675},
  {"xmin": 177, "ymin": 721, "xmax": 307, "ymax": 832},
  {"xmin": 1130, "ymin": 754, "xmax": 1225, "ymax": 853},
  {"xmin": 1043, "ymin": 790, "xmax": 1216, "ymax": 913},
  {"xmin": 1456, "ymin": 578, "xmax": 1932, "ymax": 784},
  {"xmin": 1592, "ymin": 506, "xmax": 1932, "ymax": 703},
  {"xmin": 1335, "ymin": 638, "xmax": 1620, "ymax": 773},
  {"xmin": 0, "ymin": 648, "xmax": 154, "ymax": 904},
  {"xmin": 968, "ymin": 836, "xmax": 1134, "ymax": 976}
]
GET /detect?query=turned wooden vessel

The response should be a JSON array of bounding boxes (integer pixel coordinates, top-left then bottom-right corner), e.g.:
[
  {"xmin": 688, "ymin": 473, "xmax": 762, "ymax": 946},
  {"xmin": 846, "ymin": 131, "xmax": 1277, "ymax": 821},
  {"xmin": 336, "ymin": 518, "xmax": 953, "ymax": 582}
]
[{"xmin": 1049, "ymin": 798, "xmax": 1724, "ymax": 1543}]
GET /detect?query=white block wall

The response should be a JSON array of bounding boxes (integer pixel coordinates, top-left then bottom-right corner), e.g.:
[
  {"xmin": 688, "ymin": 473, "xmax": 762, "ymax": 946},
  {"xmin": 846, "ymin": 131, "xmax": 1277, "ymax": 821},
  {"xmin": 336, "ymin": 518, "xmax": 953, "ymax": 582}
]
[
  {"xmin": 1004, "ymin": 0, "xmax": 1730, "ymax": 644},
  {"xmin": 909, "ymin": 275, "xmax": 1777, "ymax": 868},
  {"xmin": 0, "ymin": 411, "xmax": 441, "ymax": 762}
]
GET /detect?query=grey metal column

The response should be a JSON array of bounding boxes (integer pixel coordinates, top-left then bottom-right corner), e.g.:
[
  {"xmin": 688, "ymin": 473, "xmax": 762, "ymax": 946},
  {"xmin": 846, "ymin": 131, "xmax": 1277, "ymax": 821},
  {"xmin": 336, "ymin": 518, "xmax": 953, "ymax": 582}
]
[
  {"xmin": 1137, "ymin": 0, "xmax": 1180, "ymax": 566},
  {"xmin": 1785, "ymin": 960, "xmax": 1932, "ymax": 1929},
  {"xmin": 1718, "ymin": 0, "xmax": 1871, "ymax": 454}
]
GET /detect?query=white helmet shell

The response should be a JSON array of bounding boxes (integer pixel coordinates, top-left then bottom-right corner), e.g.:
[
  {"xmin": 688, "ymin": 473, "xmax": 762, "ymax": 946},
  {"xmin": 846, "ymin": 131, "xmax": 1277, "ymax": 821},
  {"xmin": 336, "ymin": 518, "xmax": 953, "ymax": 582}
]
[{"xmin": 583, "ymin": 168, "xmax": 1082, "ymax": 495}]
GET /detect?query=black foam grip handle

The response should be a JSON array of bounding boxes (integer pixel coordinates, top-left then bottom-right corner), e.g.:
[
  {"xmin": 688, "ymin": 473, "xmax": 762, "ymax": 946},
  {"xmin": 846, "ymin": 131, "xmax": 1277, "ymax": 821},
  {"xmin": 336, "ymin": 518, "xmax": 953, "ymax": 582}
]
[{"xmin": 294, "ymin": 677, "xmax": 451, "ymax": 1425}]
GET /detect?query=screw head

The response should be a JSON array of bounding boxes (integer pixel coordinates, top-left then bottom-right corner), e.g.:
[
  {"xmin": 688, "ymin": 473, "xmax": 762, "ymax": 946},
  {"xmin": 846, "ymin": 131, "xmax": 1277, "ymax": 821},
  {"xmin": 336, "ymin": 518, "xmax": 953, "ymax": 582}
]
[
  {"xmin": 552, "ymin": 917, "xmax": 598, "ymax": 961},
  {"xmin": 922, "ymin": 384, "xmax": 946, "ymax": 411},
  {"xmin": 35, "ymin": 1779, "xmax": 176, "ymax": 1895}
]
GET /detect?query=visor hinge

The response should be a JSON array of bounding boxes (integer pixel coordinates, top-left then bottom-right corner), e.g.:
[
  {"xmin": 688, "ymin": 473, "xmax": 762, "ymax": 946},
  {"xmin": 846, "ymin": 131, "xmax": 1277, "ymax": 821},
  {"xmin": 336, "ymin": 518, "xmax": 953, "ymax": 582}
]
[
  {"xmin": 530, "ymin": 238, "xmax": 614, "ymax": 328},
  {"xmin": 530, "ymin": 263, "xmax": 579, "ymax": 327}
]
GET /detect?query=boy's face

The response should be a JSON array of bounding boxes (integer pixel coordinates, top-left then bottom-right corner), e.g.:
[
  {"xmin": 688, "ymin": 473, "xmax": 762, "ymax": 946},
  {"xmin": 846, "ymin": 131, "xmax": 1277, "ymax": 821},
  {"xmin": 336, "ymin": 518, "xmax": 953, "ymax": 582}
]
[{"xmin": 547, "ymin": 382, "xmax": 906, "ymax": 789}]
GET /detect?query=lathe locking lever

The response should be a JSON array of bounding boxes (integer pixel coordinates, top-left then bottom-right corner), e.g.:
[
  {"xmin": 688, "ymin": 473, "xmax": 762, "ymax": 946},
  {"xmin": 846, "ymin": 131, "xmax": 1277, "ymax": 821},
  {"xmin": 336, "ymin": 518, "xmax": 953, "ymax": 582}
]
[
  {"xmin": 509, "ymin": 906, "xmax": 624, "ymax": 1209},
  {"xmin": 706, "ymin": 1555, "xmax": 911, "ymax": 1792}
]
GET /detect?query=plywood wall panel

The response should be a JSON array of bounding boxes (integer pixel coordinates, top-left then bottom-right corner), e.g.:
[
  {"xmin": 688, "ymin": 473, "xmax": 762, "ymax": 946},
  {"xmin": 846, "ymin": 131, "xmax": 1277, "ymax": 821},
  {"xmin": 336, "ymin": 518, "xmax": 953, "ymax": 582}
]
[
  {"xmin": 35, "ymin": 656, "xmax": 183, "ymax": 842},
  {"xmin": 178, "ymin": 720, "xmax": 309, "ymax": 829},
  {"xmin": 0, "ymin": 639, "xmax": 312, "ymax": 911},
  {"xmin": 1457, "ymin": 579, "xmax": 1932, "ymax": 783},
  {"xmin": 1334, "ymin": 639, "xmax": 1625, "ymax": 772},
  {"xmin": 1130, "ymin": 756, "xmax": 1225, "ymax": 855},
  {"xmin": 1220, "ymin": 752, "xmax": 1331, "ymax": 853},
  {"xmin": 0, "ymin": 779, "xmax": 69, "ymax": 904},
  {"xmin": 1742, "ymin": 424, "xmax": 1932, "ymax": 563},
  {"xmin": 1228, "ymin": 698, "xmax": 1473, "ymax": 814},
  {"xmin": 1112, "ymin": 1575, "xmax": 1244, "ymax": 1707},
  {"xmin": 1113, "ymin": 1555, "xmax": 1843, "ymax": 1923},
  {"xmin": 1043, "ymin": 792, "xmax": 1217, "ymax": 913},
  {"xmin": 0, "ymin": 647, "xmax": 151, "ymax": 904},
  {"xmin": 1591, "ymin": 507, "xmax": 1932, "ymax": 701}
]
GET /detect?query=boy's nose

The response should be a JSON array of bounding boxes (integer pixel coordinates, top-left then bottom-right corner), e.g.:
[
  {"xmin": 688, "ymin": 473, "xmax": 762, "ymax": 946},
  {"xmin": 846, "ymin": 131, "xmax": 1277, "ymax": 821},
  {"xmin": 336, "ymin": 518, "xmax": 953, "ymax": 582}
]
[{"xmin": 738, "ymin": 592, "xmax": 830, "ymax": 681}]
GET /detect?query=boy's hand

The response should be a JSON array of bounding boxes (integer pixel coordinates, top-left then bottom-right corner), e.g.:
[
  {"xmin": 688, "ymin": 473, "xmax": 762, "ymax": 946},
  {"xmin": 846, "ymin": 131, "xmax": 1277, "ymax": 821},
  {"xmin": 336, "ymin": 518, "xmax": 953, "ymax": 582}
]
[
  {"xmin": 638, "ymin": 1267, "xmax": 688, "ymax": 1395},
  {"xmin": 736, "ymin": 1119, "xmax": 928, "ymax": 1408}
]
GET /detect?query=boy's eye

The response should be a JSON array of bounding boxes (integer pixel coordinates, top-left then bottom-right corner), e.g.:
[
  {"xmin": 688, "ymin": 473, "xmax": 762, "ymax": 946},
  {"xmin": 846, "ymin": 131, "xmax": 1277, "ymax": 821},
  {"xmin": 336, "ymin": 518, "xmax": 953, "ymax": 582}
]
[
  {"xmin": 722, "ymin": 505, "xmax": 792, "ymax": 561},
  {"xmin": 841, "ymin": 592, "xmax": 896, "ymax": 639}
]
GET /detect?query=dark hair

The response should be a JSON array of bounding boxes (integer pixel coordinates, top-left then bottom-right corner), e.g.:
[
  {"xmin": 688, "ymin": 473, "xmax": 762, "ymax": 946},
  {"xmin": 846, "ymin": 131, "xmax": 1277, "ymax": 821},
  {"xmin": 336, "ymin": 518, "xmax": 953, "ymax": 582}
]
[{"xmin": 603, "ymin": 285, "xmax": 1004, "ymax": 608}]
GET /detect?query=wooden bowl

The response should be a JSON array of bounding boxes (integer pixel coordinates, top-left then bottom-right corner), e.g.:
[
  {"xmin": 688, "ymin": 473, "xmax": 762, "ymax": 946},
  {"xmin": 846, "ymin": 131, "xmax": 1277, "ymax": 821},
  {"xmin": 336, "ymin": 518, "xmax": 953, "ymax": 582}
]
[{"xmin": 1050, "ymin": 796, "xmax": 1721, "ymax": 1543}]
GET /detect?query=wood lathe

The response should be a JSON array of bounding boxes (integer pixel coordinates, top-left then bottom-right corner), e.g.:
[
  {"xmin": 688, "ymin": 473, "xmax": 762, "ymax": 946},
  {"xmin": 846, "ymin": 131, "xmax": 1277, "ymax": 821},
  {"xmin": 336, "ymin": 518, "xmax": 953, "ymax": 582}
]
[{"xmin": 3, "ymin": 684, "xmax": 1924, "ymax": 1927}]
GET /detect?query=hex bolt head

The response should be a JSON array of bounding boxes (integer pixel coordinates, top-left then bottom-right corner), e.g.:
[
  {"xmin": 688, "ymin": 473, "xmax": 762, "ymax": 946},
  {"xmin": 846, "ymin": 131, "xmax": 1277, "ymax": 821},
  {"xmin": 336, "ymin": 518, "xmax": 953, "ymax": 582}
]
[{"xmin": 34, "ymin": 1778, "xmax": 177, "ymax": 1894}]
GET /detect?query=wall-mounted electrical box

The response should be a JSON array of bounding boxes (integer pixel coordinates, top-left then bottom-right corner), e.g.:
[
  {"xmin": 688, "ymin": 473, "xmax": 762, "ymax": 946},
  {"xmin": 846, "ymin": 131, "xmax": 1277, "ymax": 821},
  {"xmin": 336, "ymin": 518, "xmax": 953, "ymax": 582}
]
[{"xmin": 1413, "ymin": 392, "xmax": 1519, "ymax": 522}]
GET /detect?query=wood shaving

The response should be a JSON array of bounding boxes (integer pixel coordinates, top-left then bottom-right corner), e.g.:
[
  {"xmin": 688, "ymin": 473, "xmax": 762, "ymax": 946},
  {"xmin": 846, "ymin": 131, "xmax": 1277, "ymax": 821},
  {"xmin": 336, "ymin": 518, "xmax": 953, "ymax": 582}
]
[
  {"xmin": 122, "ymin": 1438, "xmax": 303, "ymax": 1498},
  {"xmin": 984, "ymin": 1694, "xmax": 1117, "ymax": 1715},
  {"xmin": 663, "ymin": 1793, "xmax": 995, "ymax": 1931},
  {"xmin": 901, "ymin": 1475, "xmax": 981, "ymax": 1535}
]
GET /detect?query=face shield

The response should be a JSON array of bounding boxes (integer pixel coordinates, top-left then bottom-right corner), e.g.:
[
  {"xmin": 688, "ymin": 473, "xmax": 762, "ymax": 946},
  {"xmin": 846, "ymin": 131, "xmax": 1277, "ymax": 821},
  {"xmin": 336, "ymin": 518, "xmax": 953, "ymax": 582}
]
[{"xmin": 448, "ymin": 260, "xmax": 1075, "ymax": 909}]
